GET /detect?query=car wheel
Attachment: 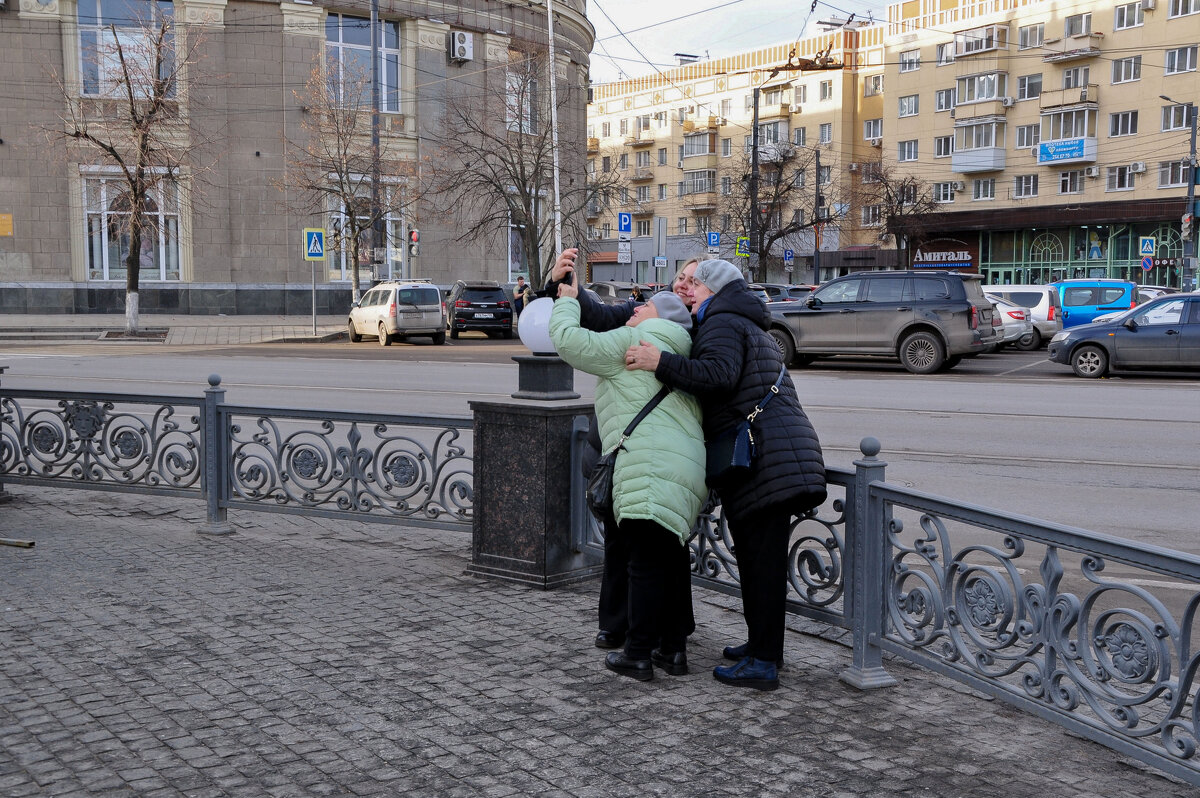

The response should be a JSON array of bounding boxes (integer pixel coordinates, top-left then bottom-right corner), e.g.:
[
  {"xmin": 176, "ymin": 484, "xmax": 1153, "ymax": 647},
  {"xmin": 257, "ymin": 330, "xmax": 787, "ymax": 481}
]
[
  {"xmin": 450, "ymin": 328, "xmax": 460, "ymax": 339},
  {"xmin": 1015, "ymin": 328, "xmax": 1042, "ymax": 351},
  {"xmin": 377, "ymin": 323, "xmax": 392, "ymax": 346},
  {"xmin": 432, "ymin": 330, "xmax": 446, "ymax": 345},
  {"xmin": 1071, "ymin": 345, "xmax": 1108, "ymax": 378},
  {"xmin": 768, "ymin": 328, "xmax": 795, "ymax": 366},
  {"xmin": 899, "ymin": 331, "xmax": 945, "ymax": 375},
  {"xmin": 347, "ymin": 319, "xmax": 361, "ymax": 343}
]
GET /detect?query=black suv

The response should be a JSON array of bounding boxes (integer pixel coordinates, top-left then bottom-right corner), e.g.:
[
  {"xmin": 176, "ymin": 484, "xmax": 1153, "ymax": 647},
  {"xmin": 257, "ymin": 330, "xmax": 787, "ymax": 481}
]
[
  {"xmin": 447, "ymin": 280, "xmax": 514, "ymax": 339},
  {"xmin": 767, "ymin": 271, "xmax": 998, "ymax": 374}
]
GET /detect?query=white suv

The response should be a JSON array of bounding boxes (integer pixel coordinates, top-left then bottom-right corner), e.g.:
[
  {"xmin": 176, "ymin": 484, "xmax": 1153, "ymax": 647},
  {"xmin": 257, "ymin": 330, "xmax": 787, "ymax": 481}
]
[{"xmin": 348, "ymin": 280, "xmax": 446, "ymax": 346}]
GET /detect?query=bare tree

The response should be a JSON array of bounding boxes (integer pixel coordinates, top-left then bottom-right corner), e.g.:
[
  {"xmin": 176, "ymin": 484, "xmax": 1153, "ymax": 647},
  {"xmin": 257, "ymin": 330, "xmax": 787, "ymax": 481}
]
[
  {"xmin": 854, "ymin": 161, "xmax": 939, "ymax": 268},
  {"xmin": 48, "ymin": 6, "xmax": 212, "ymax": 332},
  {"xmin": 426, "ymin": 48, "xmax": 619, "ymax": 286},
  {"xmin": 282, "ymin": 61, "xmax": 416, "ymax": 304}
]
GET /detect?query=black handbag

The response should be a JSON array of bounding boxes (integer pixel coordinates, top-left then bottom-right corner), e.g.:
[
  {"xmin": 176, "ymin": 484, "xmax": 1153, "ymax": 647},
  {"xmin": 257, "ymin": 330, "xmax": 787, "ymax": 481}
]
[
  {"xmin": 586, "ymin": 386, "xmax": 671, "ymax": 518},
  {"xmin": 705, "ymin": 365, "xmax": 787, "ymax": 486}
]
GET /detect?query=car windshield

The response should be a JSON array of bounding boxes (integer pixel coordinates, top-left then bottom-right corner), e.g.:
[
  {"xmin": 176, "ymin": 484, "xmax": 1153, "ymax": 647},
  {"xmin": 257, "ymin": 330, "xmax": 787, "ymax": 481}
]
[
  {"xmin": 398, "ymin": 288, "xmax": 440, "ymax": 305},
  {"xmin": 463, "ymin": 289, "xmax": 505, "ymax": 302}
]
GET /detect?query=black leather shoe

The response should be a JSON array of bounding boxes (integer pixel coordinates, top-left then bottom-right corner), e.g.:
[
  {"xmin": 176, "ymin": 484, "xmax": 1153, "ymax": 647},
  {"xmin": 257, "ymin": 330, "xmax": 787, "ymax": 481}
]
[
  {"xmin": 651, "ymin": 648, "xmax": 688, "ymax": 676},
  {"xmin": 604, "ymin": 651, "xmax": 653, "ymax": 681},
  {"xmin": 722, "ymin": 642, "xmax": 784, "ymax": 670},
  {"xmin": 594, "ymin": 630, "xmax": 625, "ymax": 650}
]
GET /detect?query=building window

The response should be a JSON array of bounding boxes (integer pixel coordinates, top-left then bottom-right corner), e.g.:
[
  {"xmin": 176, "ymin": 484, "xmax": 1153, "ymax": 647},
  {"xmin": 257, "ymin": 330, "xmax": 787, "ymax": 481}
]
[
  {"xmin": 936, "ymin": 42, "xmax": 955, "ymax": 65},
  {"xmin": 819, "ymin": 123, "xmax": 832, "ymax": 144},
  {"xmin": 955, "ymin": 122, "xmax": 1001, "ymax": 150},
  {"xmin": 1017, "ymin": 74, "xmax": 1042, "ymax": 100},
  {"xmin": 636, "ymin": 150, "xmax": 651, "ymax": 168},
  {"xmin": 861, "ymin": 205, "xmax": 882, "ymax": 226},
  {"xmin": 897, "ymin": 95, "xmax": 919, "ymax": 117},
  {"xmin": 863, "ymin": 74, "xmax": 884, "ymax": 96},
  {"xmin": 636, "ymin": 219, "xmax": 650, "ymax": 236},
  {"xmin": 1159, "ymin": 160, "xmax": 1189, "ymax": 186},
  {"xmin": 697, "ymin": 216, "xmax": 712, "ymax": 233},
  {"xmin": 636, "ymin": 185, "xmax": 651, "ymax": 203},
  {"xmin": 899, "ymin": 50, "xmax": 921, "ymax": 72},
  {"xmin": 655, "ymin": 111, "xmax": 668, "ymax": 128},
  {"xmin": 956, "ymin": 73, "xmax": 1006, "ymax": 103},
  {"xmin": 795, "ymin": 85, "xmax": 807, "ymax": 104},
  {"xmin": 1169, "ymin": 0, "xmax": 1200, "ymax": 16},
  {"xmin": 601, "ymin": 122, "xmax": 611, "ymax": 138},
  {"xmin": 955, "ymin": 24, "xmax": 1006, "ymax": 55},
  {"xmin": 1018, "ymin": 23, "xmax": 1044, "ymax": 49},
  {"xmin": 683, "ymin": 133, "xmax": 714, "ymax": 157},
  {"xmin": 1042, "ymin": 109, "xmax": 1095, "ymax": 140},
  {"xmin": 602, "ymin": 223, "xmax": 611, "ymax": 237},
  {"xmin": 83, "ymin": 175, "xmax": 180, "ymax": 281},
  {"xmin": 1165, "ymin": 46, "xmax": 1199, "ymax": 74},
  {"xmin": 1063, "ymin": 66, "xmax": 1090, "ymax": 89},
  {"xmin": 1060, "ymin": 170, "xmax": 1084, "ymax": 194},
  {"xmin": 1114, "ymin": 2, "xmax": 1144, "ymax": 29},
  {"xmin": 721, "ymin": 176, "xmax": 732, "ymax": 195},
  {"xmin": 793, "ymin": 170, "xmax": 807, "ymax": 188},
  {"xmin": 1163, "ymin": 104, "xmax": 1190, "ymax": 130},
  {"xmin": 618, "ymin": 153, "xmax": 628, "ymax": 170},
  {"xmin": 933, "ymin": 182, "xmax": 956, "ymax": 202},
  {"xmin": 677, "ymin": 218, "xmax": 688, "ymax": 235},
  {"xmin": 1014, "ymin": 174, "xmax": 1039, "ymax": 198},
  {"xmin": 864, "ymin": 118, "xmax": 883, "ymax": 139},
  {"xmin": 721, "ymin": 137, "xmax": 732, "ymax": 156},
  {"xmin": 935, "ymin": 89, "xmax": 955, "ymax": 111},
  {"xmin": 934, "ymin": 135, "xmax": 954, "ymax": 157},
  {"xmin": 658, "ymin": 183, "xmax": 667, "ymax": 200},
  {"xmin": 719, "ymin": 99, "xmax": 732, "ymax": 118},
  {"xmin": 861, "ymin": 162, "xmax": 882, "ymax": 183},
  {"xmin": 619, "ymin": 118, "xmax": 629, "ymax": 135},
  {"xmin": 763, "ymin": 87, "xmax": 785, "ymax": 105},
  {"xmin": 680, "ymin": 169, "xmax": 715, "ymax": 194},
  {"xmin": 1065, "ymin": 13, "xmax": 1092, "ymax": 36},
  {"xmin": 973, "ymin": 179, "xmax": 995, "ymax": 200},
  {"xmin": 79, "ymin": 0, "xmax": 176, "ymax": 98},
  {"xmin": 1016, "ymin": 124, "xmax": 1040, "ymax": 148},
  {"xmin": 898, "ymin": 140, "xmax": 918, "ymax": 161},
  {"xmin": 1109, "ymin": 111, "xmax": 1138, "ymax": 137},
  {"xmin": 504, "ymin": 56, "xmax": 539, "ymax": 134},
  {"xmin": 657, "ymin": 148, "xmax": 667, "ymax": 166},
  {"xmin": 818, "ymin": 165, "xmax": 832, "ymax": 184},
  {"xmin": 330, "ymin": 192, "xmax": 404, "ymax": 281},
  {"xmin": 1112, "ymin": 56, "xmax": 1142, "ymax": 83},
  {"xmin": 1106, "ymin": 165, "xmax": 1135, "ymax": 190},
  {"xmin": 819, "ymin": 80, "xmax": 833, "ymax": 100},
  {"xmin": 793, "ymin": 127, "xmax": 807, "ymax": 146},
  {"xmin": 636, "ymin": 114, "xmax": 650, "ymax": 132}
]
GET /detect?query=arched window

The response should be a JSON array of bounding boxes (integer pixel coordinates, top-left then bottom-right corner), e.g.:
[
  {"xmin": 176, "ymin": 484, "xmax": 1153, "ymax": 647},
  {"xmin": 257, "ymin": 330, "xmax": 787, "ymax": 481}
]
[{"xmin": 84, "ymin": 176, "xmax": 180, "ymax": 281}]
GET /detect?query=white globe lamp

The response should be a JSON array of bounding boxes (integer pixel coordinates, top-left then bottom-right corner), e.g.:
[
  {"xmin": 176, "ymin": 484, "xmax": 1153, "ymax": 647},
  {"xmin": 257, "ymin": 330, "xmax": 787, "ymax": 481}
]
[
  {"xmin": 517, "ymin": 297, "xmax": 557, "ymax": 355},
  {"xmin": 511, "ymin": 296, "xmax": 578, "ymax": 400}
]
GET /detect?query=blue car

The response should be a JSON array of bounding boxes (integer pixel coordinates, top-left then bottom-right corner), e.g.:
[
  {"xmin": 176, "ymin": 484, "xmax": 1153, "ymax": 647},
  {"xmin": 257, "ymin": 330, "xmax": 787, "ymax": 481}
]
[
  {"xmin": 1047, "ymin": 292, "xmax": 1200, "ymax": 378},
  {"xmin": 1050, "ymin": 279, "xmax": 1138, "ymax": 328}
]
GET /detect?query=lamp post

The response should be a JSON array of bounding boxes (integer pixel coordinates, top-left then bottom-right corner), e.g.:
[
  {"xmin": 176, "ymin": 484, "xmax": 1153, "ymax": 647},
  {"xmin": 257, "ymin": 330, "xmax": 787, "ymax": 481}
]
[{"xmin": 1160, "ymin": 95, "xmax": 1197, "ymax": 290}]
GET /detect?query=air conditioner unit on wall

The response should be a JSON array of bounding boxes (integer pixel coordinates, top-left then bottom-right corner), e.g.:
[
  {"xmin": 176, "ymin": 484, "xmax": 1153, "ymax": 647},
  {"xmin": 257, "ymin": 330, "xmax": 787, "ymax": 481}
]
[
  {"xmin": 952, "ymin": 180, "xmax": 966, "ymax": 190},
  {"xmin": 448, "ymin": 31, "xmax": 474, "ymax": 62},
  {"xmin": 1131, "ymin": 161, "xmax": 1146, "ymax": 173},
  {"xmin": 869, "ymin": 138, "xmax": 882, "ymax": 148},
  {"xmin": 1141, "ymin": 0, "xmax": 1155, "ymax": 9},
  {"xmin": 1001, "ymin": 96, "xmax": 1015, "ymax": 107},
  {"xmin": 848, "ymin": 163, "xmax": 859, "ymax": 172},
  {"xmin": 1084, "ymin": 165, "xmax": 1101, "ymax": 177}
]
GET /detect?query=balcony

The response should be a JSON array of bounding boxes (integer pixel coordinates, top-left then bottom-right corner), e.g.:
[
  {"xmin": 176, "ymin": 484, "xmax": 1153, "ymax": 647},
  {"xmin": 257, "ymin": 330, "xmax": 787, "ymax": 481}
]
[
  {"xmin": 1035, "ymin": 137, "xmax": 1098, "ymax": 165},
  {"xmin": 585, "ymin": 202, "xmax": 604, "ymax": 219},
  {"xmin": 1041, "ymin": 34, "xmax": 1103, "ymax": 63},
  {"xmin": 756, "ymin": 103, "xmax": 793, "ymax": 119},
  {"xmin": 628, "ymin": 202, "xmax": 655, "ymax": 216},
  {"xmin": 629, "ymin": 167, "xmax": 655, "ymax": 182},
  {"xmin": 952, "ymin": 99, "xmax": 1013, "ymax": 120},
  {"xmin": 952, "ymin": 147, "xmax": 1007, "ymax": 173},
  {"xmin": 683, "ymin": 192, "xmax": 718, "ymax": 212},
  {"xmin": 624, "ymin": 133, "xmax": 654, "ymax": 148},
  {"xmin": 586, "ymin": 137, "xmax": 599, "ymax": 154},
  {"xmin": 1039, "ymin": 84, "xmax": 1099, "ymax": 109}
]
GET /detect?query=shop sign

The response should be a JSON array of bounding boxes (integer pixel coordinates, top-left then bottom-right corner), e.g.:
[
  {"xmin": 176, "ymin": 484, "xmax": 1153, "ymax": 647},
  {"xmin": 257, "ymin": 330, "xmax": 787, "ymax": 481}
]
[{"xmin": 911, "ymin": 238, "xmax": 977, "ymax": 271}]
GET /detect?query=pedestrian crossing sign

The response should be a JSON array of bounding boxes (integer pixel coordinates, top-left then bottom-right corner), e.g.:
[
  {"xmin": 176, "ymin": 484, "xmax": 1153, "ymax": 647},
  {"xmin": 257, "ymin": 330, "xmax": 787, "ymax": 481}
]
[{"xmin": 304, "ymin": 228, "xmax": 326, "ymax": 261}]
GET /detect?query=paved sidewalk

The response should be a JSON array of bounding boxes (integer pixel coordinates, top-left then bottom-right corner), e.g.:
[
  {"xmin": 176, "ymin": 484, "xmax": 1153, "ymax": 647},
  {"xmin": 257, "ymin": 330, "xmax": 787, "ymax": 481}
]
[
  {"xmin": 0, "ymin": 314, "xmax": 346, "ymax": 345},
  {"xmin": 0, "ymin": 486, "xmax": 1193, "ymax": 797}
]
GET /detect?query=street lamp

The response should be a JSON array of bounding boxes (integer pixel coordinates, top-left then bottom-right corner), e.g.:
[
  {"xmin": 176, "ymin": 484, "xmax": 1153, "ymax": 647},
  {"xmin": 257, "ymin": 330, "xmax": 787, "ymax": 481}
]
[{"xmin": 1160, "ymin": 94, "xmax": 1198, "ymax": 290}]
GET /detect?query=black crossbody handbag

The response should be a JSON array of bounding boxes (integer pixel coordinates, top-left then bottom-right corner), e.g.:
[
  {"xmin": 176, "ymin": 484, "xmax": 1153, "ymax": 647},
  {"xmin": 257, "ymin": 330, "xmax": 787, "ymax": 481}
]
[
  {"xmin": 585, "ymin": 386, "xmax": 672, "ymax": 518},
  {"xmin": 705, "ymin": 365, "xmax": 787, "ymax": 486}
]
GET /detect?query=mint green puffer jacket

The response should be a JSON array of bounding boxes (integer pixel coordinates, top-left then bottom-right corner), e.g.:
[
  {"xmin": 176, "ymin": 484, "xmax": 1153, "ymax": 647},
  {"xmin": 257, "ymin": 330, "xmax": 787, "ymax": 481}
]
[{"xmin": 549, "ymin": 298, "xmax": 707, "ymax": 543}]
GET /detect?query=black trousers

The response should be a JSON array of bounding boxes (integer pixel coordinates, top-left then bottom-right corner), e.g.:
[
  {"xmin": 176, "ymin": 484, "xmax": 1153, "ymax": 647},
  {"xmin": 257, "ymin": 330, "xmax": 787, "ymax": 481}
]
[
  {"xmin": 728, "ymin": 507, "xmax": 793, "ymax": 663},
  {"xmin": 613, "ymin": 518, "xmax": 692, "ymax": 660},
  {"xmin": 598, "ymin": 514, "xmax": 694, "ymax": 639}
]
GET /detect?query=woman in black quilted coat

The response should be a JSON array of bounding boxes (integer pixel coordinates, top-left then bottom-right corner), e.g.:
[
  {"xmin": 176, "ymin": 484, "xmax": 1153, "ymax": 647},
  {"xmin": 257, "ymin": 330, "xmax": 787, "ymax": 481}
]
[{"xmin": 624, "ymin": 259, "xmax": 826, "ymax": 691}]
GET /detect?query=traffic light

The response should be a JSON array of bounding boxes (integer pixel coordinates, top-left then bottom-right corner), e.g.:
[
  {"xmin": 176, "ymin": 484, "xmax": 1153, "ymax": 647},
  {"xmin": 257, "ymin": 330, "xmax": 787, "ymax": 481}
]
[{"xmin": 408, "ymin": 228, "xmax": 420, "ymax": 257}]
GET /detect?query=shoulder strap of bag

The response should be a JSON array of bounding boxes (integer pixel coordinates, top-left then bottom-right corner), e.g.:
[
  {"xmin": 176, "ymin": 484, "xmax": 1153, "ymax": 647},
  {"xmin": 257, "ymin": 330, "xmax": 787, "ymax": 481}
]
[
  {"xmin": 610, "ymin": 385, "xmax": 672, "ymax": 453},
  {"xmin": 746, "ymin": 365, "xmax": 787, "ymax": 423}
]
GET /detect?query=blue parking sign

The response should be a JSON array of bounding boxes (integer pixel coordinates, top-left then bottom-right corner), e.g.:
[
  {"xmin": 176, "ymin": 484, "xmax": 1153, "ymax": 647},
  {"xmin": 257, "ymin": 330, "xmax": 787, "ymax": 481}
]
[
  {"xmin": 618, "ymin": 213, "xmax": 632, "ymax": 234},
  {"xmin": 707, "ymin": 232, "xmax": 720, "ymax": 247}
]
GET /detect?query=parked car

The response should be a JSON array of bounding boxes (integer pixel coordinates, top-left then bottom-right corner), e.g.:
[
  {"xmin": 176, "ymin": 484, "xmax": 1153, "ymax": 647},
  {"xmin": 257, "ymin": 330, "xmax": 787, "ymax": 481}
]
[
  {"xmin": 1047, "ymin": 292, "xmax": 1200, "ymax": 378},
  {"xmin": 586, "ymin": 282, "xmax": 654, "ymax": 305},
  {"xmin": 758, "ymin": 282, "xmax": 816, "ymax": 302},
  {"xmin": 745, "ymin": 283, "xmax": 772, "ymax": 303},
  {"xmin": 447, "ymin": 280, "xmax": 513, "ymax": 339},
  {"xmin": 348, "ymin": 280, "xmax": 446, "ymax": 346},
  {"xmin": 1138, "ymin": 285, "xmax": 1179, "ymax": 302},
  {"xmin": 985, "ymin": 293, "xmax": 1034, "ymax": 350},
  {"xmin": 766, "ymin": 270, "xmax": 998, "ymax": 374},
  {"xmin": 1050, "ymin": 278, "xmax": 1138, "ymax": 329},
  {"xmin": 981, "ymin": 284, "xmax": 1064, "ymax": 350}
]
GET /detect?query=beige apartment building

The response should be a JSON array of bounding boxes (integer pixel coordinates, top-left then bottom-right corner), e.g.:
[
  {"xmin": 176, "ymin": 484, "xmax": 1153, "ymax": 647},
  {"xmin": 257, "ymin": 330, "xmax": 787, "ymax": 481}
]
[
  {"xmin": 0, "ymin": 0, "xmax": 592, "ymax": 314},
  {"xmin": 586, "ymin": 0, "xmax": 1198, "ymax": 289}
]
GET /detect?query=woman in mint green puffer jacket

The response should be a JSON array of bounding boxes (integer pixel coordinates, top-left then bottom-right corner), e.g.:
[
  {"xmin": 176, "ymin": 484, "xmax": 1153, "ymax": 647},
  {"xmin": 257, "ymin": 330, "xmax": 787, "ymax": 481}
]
[{"xmin": 549, "ymin": 287, "xmax": 707, "ymax": 682}]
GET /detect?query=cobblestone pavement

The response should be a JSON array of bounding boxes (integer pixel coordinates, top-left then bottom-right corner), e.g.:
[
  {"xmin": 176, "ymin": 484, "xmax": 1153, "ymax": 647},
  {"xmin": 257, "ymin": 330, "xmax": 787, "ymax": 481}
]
[{"xmin": 0, "ymin": 486, "xmax": 1194, "ymax": 797}]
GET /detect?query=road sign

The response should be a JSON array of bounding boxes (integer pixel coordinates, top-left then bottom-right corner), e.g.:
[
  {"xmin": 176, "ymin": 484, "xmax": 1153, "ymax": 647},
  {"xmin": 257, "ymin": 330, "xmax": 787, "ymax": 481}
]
[
  {"xmin": 708, "ymin": 247, "xmax": 721, "ymax": 256},
  {"xmin": 304, "ymin": 228, "xmax": 325, "ymax": 261},
  {"xmin": 1139, "ymin": 236, "xmax": 1156, "ymax": 256},
  {"xmin": 618, "ymin": 213, "xmax": 632, "ymax": 242},
  {"xmin": 706, "ymin": 232, "xmax": 720, "ymax": 248},
  {"xmin": 1142, "ymin": 256, "xmax": 1153, "ymax": 271},
  {"xmin": 616, "ymin": 250, "xmax": 632, "ymax": 264},
  {"xmin": 783, "ymin": 249, "xmax": 794, "ymax": 266},
  {"xmin": 784, "ymin": 265, "xmax": 794, "ymax": 273},
  {"xmin": 617, "ymin": 241, "xmax": 632, "ymax": 254},
  {"xmin": 735, "ymin": 236, "xmax": 750, "ymax": 257},
  {"xmin": 653, "ymin": 256, "xmax": 667, "ymax": 270}
]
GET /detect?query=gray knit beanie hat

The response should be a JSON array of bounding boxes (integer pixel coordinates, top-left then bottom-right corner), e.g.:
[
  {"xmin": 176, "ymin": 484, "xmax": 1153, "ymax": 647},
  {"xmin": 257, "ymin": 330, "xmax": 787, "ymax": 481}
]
[
  {"xmin": 648, "ymin": 291, "xmax": 693, "ymax": 330},
  {"xmin": 693, "ymin": 259, "xmax": 744, "ymax": 294}
]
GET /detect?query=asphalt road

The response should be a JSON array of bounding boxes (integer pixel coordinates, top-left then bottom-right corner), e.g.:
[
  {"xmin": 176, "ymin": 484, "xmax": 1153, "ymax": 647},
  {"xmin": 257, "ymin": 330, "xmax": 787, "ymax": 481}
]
[{"xmin": 3, "ymin": 339, "xmax": 1199, "ymax": 555}]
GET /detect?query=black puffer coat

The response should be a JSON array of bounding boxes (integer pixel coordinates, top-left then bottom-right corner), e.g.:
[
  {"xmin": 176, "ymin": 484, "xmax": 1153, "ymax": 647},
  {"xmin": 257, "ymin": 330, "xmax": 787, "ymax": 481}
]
[{"xmin": 653, "ymin": 280, "xmax": 826, "ymax": 523}]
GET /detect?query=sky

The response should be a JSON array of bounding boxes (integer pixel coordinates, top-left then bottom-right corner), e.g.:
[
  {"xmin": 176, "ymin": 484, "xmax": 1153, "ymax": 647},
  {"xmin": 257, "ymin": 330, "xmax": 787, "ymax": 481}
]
[{"xmin": 586, "ymin": 0, "xmax": 887, "ymax": 84}]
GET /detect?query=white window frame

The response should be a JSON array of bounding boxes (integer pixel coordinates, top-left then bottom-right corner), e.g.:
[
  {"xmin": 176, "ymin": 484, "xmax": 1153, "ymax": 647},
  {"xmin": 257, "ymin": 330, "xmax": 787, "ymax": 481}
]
[
  {"xmin": 956, "ymin": 72, "xmax": 1006, "ymax": 104},
  {"xmin": 936, "ymin": 42, "xmax": 955, "ymax": 65},
  {"xmin": 819, "ymin": 80, "xmax": 833, "ymax": 101},
  {"xmin": 1169, "ymin": 0, "xmax": 1200, "ymax": 17},
  {"xmin": 864, "ymin": 74, "xmax": 884, "ymax": 97},
  {"xmin": 973, "ymin": 178, "xmax": 996, "ymax": 200},
  {"xmin": 819, "ymin": 123, "xmax": 832, "ymax": 144},
  {"xmin": 934, "ymin": 135, "xmax": 954, "ymax": 157},
  {"xmin": 1162, "ymin": 104, "xmax": 1189, "ymax": 131},
  {"xmin": 1165, "ymin": 46, "xmax": 1199, "ymax": 74},
  {"xmin": 658, "ymin": 183, "xmax": 667, "ymax": 200},
  {"xmin": 1013, "ymin": 174, "xmax": 1039, "ymax": 198},
  {"xmin": 1063, "ymin": 66, "xmax": 1090, "ymax": 89},
  {"xmin": 1017, "ymin": 23, "xmax": 1044, "ymax": 49},
  {"xmin": 864, "ymin": 118, "xmax": 883, "ymax": 139},
  {"xmin": 1114, "ymin": 2, "xmax": 1144, "ymax": 29},
  {"xmin": 1065, "ymin": 13, "xmax": 1091, "ymax": 36},
  {"xmin": 1109, "ymin": 110, "xmax": 1138, "ymax": 137},
  {"xmin": 955, "ymin": 122, "xmax": 1002, "ymax": 151},
  {"xmin": 504, "ymin": 57, "xmax": 539, "ymax": 134},
  {"xmin": 898, "ymin": 140, "xmax": 918, "ymax": 162},
  {"xmin": 935, "ymin": 88, "xmax": 955, "ymax": 112},
  {"xmin": 898, "ymin": 94, "xmax": 919, "ymax": 117},
  {"xmin": 861, "ymin": 204, "xmax": 882, "ymax": 226},
  {"xmin": 82, "ymin": 170, "xmax": 181, "ymax": 282},
  {"xmin": 1016, "ymin": 124, "xmax": 1040, "ymax": 148},
  {"xmin": 721, "ymin": 137, "xmax": 732, "ymax": 157},
  {"xmin": 899, "ymin": 50, "xmax": 921, "ymax": 72},
  {"xmin": 1042, "ymin": 108, "xmax": 1096, "ymax": 141},
  {"xmin": 636, "ymin": 219, "xmax": 651, "ymax": 236},
  {"xmin": 1159, "ymin": 160, "xmax": 1188, "ymax": 187},
  {"xmin": 933, "ymin": 182, "xmax": 956, "ymax": 202},
  {"xmin": 1111, "ymin": 56, "xmax": 1141, "ymax": 83},
  {"xmin": 1060, "ymin": 170, "xmax": 1084, "ymax": 194},
  {"xmin": 793, "ymin": 127, "xmax": 807, "ymax": 146},
  {"xmin": 1017, "ymin": 74, "xmax": 1042, "ymax": 100},
  {"xmin": 1106, "ymin": 165, "xmax": 1135, "ymax": 191},
  {"xmin": 955, "ymin": 24, "xmax": 1006, "ymax": 56}
]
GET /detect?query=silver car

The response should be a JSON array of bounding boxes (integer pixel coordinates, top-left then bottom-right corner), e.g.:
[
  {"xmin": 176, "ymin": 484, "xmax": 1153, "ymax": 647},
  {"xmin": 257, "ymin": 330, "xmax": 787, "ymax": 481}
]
[
  {"xmin": 348, "ymin": 280, "xmax": 446, "ymax": 346},
  {"xmin": 985, "ymin": 293, "xmax": 1035, "ymax": 349},
  {"xmin": 981, "ymin": 284, "xmax": 1063, "ymax": 350}
]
